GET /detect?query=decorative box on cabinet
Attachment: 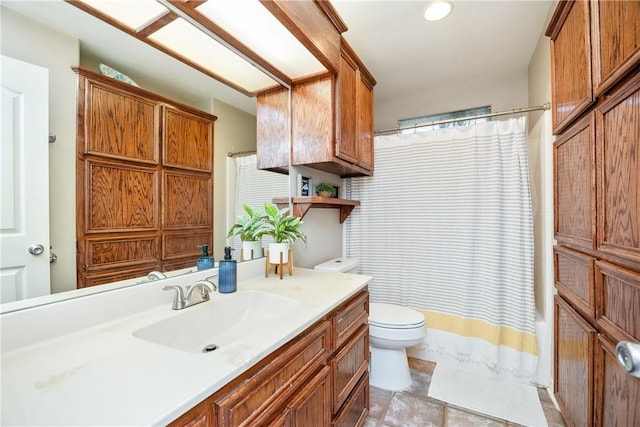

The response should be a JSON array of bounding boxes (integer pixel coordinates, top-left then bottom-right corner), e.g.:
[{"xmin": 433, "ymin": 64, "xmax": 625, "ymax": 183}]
[
  {"xmin": 554, "ymin": 295, "xmax": 596, "ymax": 427},
  {"xmin": 546, "ymin": 0, "xmax": 594, "ymax": 134}
]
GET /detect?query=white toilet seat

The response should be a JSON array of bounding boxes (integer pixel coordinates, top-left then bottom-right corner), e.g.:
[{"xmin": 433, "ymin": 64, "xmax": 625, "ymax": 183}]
[{"xmin": 369, "ymin": 302, "xmax": 426, "ymax": 329}]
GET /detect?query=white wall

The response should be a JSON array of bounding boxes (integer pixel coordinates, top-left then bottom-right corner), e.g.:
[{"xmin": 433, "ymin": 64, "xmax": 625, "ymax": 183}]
[
  {"xmin": 375, "ymin": 70, "xmax": 529, "ymax": 131},
  {"xmin": 1, "ymin": 7, "xmax": 79, "ymax": 294}
]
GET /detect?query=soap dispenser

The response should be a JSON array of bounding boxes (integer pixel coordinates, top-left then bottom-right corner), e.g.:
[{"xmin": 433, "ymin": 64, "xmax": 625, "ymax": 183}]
[
  {"xmin": 218, "ymin": 246, "xmax": 237, "ymax": 293},
  {"xmin": 196, "ymin": 245, "xmax": 215, "ymax": 270}
]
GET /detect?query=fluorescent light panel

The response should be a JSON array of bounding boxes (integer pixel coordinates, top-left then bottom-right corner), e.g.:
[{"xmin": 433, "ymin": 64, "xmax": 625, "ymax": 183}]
[
  {"xmin": 82, "ymin": 1, "xmax": 167, "ymax": 29},
  {"xmin": 148, "ymin": 18, "xmax": 278, "ymax": 92}
]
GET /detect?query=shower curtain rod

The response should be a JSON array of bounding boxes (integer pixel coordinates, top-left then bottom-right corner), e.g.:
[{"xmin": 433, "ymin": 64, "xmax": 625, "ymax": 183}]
[
  {"xmin": 228, "ymin": 150, "xmax": 256, "ymax": 158},
  {"xmin": 374, "ymin": 102, "xmax": 551, "ymax": 135}
]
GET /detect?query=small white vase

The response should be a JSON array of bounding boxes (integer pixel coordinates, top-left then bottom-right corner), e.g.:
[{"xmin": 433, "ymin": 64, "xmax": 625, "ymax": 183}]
[
  {"xmin": 268, "ymin": 242, "xmax": 289, "ymax": 264},
  {"xmin": 242, "ymin": 240, "xmax": 263, "ymax": 261}
]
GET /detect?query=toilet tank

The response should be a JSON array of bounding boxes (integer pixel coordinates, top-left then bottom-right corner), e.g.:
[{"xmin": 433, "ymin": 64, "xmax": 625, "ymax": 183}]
[{"xmin": 313, "ymin": 257, "xmax": 359, "ymax": 274}]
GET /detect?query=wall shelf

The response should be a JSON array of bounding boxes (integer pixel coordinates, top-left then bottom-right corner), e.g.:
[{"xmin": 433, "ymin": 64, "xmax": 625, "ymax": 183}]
[{"xmin": 273, "ymin": 197, "xmax": 360, "ymax": 223}]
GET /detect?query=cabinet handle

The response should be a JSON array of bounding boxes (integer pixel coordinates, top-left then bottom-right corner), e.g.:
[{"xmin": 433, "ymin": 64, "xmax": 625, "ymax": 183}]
[{"xmin": 615, "ymin": 341, "xmax": 640, "ymax": 378}]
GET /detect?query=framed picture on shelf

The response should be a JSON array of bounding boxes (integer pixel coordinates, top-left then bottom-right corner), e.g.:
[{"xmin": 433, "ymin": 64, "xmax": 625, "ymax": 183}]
[
  {"xmin": 331, "ymin": 185, "xmax": 340, "ymax": 198},
  {"xmin": 298, "ymin": 175, "xmax": 312, "ymax": 196}
]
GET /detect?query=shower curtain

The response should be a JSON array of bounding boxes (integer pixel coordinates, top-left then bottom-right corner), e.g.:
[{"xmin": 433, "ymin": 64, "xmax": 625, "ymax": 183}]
[{"xmin": 346, "ymin": 117, "xmax": 538, "ymax": 383}]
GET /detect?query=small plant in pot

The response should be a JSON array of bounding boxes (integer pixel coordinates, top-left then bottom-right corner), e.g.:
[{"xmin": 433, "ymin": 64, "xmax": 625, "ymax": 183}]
[
  {"xmin": 227, "ymin": 205, "xmax": 266, "ymax": 261},
  {"xmin": 263, "ymin": 203, "xmax": 307, "ymax": 265},
  {"xmin": 315, "ymin": 183, "xmax": 335, "ymax": 198}
]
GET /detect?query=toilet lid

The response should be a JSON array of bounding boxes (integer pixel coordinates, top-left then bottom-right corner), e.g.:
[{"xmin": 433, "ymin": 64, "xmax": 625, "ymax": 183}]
[{"xmin": 369, "ymin": 302, "xmax": 425, "ymax": 329}]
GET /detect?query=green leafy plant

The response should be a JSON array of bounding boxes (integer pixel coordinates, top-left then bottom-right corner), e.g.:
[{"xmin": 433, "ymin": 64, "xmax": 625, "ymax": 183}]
[
  {"xmin": 227, "ymin": 205, "xmax": 267, "ymax": 242},
  {"xmin": 263, "ymin": 203, "xmax": 308, "ymax": 245},
  {"xmin": 315, "ymin": 183, "xmax": 335, "ymax": 196}
]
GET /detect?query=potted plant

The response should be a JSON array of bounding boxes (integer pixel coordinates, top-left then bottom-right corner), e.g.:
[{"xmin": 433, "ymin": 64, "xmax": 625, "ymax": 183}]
[
  {"xmin": 227, "ymin": 205, "xmax": 266, "ymax": 260},
  {"xmin": 263, "ymin": 203, "xmax": 307, "ymax": 264},
  {"xmin": 315, "ymin": 183, "xmax": 335, "ymax": 198}
]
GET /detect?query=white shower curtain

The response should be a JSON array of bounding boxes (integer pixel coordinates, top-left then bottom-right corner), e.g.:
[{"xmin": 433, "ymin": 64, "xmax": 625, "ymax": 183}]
[{"xmin": 346, "ymin": 117, "xmax": 538, "ymax": 383}]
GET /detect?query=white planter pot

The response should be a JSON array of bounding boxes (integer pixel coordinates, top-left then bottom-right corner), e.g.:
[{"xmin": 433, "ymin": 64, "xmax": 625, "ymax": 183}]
[
  {"xmin": 242, "ymin": 240, "xmax": 263, "ymax": 261},
  {"xmin": 268, "ymin": 242, "xmax": 289, "ymax": 264}
]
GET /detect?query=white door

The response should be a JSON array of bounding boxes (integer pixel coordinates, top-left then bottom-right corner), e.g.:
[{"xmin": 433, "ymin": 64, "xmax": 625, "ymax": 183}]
[{"xmin": 0, "ymin": 55, "xmax": 50, "ymax": 303}]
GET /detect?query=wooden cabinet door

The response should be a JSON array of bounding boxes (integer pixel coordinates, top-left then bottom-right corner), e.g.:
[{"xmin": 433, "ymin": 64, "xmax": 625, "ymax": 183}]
[
  {"xmin": 548, "ymin": 0, "xmax": 594, "ymax": 134},
  {"xmin": 592, "ymin": 0, "xmax": 640, "ymax": 96},
  {"xmin": 163, "ymin": 106, "xmax": 213, "ymax": 173},
  {"xmin": 256, "ymin": 87, "xmax": 290, "ymax": 173},
  {"xmin": 553, "ymin": 114, "xmax": 596, "ymax": 249},
  {"xmin": 287, "ymin": 366, "xmax": 331, "ymax": 426},
  {"xmin": 554, "ymin": 295, "xmax": 596, "ymax": 427},
  {"xmin": 83, "ymin": 77, "xmax": 159, "ymax": 163},
  {"xmin": 335, "ymin": 52, "xmax": 358, "ymax": 164},
  {"xmin": 595, "ymin": 73, "xmax": 640, "ymax": 267},
  {"xmin": 554, "ymin": 246, "xmax": 596, "ymax": 318},
  {"xmin": 169, "ymin": 399, "xmax": 213, "ymax": 427},
  {"xmin": 357, "ymin": 75, "xmax": 374, "ymax": 171},
  {"xmin": 595, "ymin": 335, "xmax": 640, "ymax": 427},
  {"xmin": 331, "ymin": 324, "xmax": 368, "ymax": 415}
]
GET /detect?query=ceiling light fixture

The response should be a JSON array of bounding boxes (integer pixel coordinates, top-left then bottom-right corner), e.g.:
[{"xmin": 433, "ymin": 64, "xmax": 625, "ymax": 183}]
[{"xmin": 424, "ymin": 1, "xmax": 453, "ymax": 22}]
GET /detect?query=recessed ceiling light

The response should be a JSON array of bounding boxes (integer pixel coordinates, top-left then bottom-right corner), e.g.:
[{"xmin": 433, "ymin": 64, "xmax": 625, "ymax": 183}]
[{"xmin": 424, "ymin": 1, "xmax": 453, "ymax": 21}]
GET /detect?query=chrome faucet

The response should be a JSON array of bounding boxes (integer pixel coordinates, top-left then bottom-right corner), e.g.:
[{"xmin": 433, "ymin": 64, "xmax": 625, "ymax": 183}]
[
  {"xmin": 147, "ymin": 271, "xmax": 167, "ymax": 281},
  {"xmin": 163, "ymin": 279, "xmax": 217, "ymax": 310}
]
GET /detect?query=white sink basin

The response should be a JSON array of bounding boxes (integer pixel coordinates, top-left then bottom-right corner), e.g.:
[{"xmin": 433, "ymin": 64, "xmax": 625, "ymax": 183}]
[{"xmin": 133, "ymin": 291, "xmax": 300, "ymax": 354}]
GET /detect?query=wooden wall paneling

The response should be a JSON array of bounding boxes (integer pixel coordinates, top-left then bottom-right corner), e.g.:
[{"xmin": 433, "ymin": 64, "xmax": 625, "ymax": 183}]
[
  {"xmin": 163, "ymin": 106, "xmax": 214, "ymax": 173},
  {"xmin": 554, "ymin": 295, "xmax": 596, "ymax": 427},
  {"xmin": 554, "ymin": 246, "xmax": 596, "ymax": 318},
  {"xmin": 256, "ymin": 87, "xmax": 290, "ymax": 173},
  {"xmin": 595, "ymin": 72, "xmax": 640, "ymax": 267},
  {"xmin": 595, "ymin": 334, "xmax": 640, "ymax": 427},
  {"xmin": 591, "ymin": 0, "xmax": 640, "ymax": 96},
  {"xmin": 595, "ymin": 261, "xmax": 640, "ymax": 342},
  {"xmin": 84, "ymin": 78, "xmax": 159, "ymax": 163},
  {"xmin": 547, "ymin": 0, "xmax": 594, "ymax": 134},
  {"xmin": 553, "ymin": 114, "xmax": 596, "ymax": 249}
]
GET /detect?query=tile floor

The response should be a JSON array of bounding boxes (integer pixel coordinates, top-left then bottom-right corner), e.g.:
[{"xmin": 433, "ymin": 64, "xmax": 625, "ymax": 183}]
[{"xmin": 365, "ymin": 361, "xmax": 566, "ymax": 427}]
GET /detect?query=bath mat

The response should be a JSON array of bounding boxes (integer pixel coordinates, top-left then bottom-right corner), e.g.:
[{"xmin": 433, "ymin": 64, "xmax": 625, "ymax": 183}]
[{"xmin": 428, "ymin": 364, "xmax": 547, "ymax": 427}]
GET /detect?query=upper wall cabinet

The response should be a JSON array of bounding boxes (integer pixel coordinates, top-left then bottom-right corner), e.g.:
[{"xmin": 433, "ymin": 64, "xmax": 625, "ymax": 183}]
[
  {"xmin": 257, "ymin": 39, "xmax": 376, "ymax": 178},
  {"xmin": 547, "ymin": 0, "xmax": 640, "ymax": 135}
]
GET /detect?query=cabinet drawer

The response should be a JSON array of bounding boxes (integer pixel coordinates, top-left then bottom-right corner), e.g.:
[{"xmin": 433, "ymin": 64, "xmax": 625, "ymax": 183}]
[
  {"xmin": 595, "ymin": 334, "xmax": 640, "ymax": 427},
  {"xmin": 331, "ymin": 324, "xmax": 369, "ymax": 414},
  {"xmin": 553, "ymin": 114, "xmax": 596, "ymax": 250},
  {"xmin": 332, "ymin": 289, "xmax": 369, "ymax": 351},
  {"xmin": 554, "ymin": 295, "xmax": 596, "ymax": 427},
  {"xmin": 596, "ymin": 261, "xmax": 640, "ymax": 342},
  {"xmin": 554, "ymin": 246, "xmax": 596, "ymax": 318},
  {"xmin": 214, "ymin": 320, "xmax": 330, "ymax": 427},
  {"xmin": 332, "ymin": 371, "xmax": 369, "ymax": 427}
]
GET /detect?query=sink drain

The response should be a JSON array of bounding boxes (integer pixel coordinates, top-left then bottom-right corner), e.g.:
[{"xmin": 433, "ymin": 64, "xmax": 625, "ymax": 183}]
[{"xmin": 202, "ymin": 344, "xmax": 219, "ymax": 353}]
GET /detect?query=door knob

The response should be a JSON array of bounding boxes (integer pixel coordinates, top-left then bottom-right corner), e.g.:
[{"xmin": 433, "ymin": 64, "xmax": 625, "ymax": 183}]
[
  {"xmin": 615, "ymin": 341, "xmax": 640, "ymax": 377},
  {"xmin": 28, "ymin": 244, "xmax": 45, "ymax": 256}
]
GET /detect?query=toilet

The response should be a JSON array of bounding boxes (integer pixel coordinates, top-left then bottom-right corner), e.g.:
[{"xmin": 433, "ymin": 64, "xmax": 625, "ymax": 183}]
[{"xmin": 313, "ymin": 258, "xmax": 427, "ymax": 391}]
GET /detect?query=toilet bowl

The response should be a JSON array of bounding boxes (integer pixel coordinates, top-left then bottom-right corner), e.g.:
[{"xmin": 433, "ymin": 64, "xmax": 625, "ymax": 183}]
[
  {"xmin": 313, "ymin": 258, "xmax": 426, "ymax": 391},
  {"xmin": 369, "ymin": 302, "xmax": 426, "ymax": 391}
]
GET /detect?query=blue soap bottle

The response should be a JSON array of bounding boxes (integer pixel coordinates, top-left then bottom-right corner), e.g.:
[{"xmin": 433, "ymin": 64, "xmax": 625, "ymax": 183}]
[
  {"xmin": 196, "ymin": 245, "xmax": 215, "ymax": 270},
  {"xmin": 218, "ymin": 246, "xmax": 237, "ymax": 293}
]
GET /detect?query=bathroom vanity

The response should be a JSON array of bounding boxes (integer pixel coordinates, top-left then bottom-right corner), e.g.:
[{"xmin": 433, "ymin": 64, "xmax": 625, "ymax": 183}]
[{"xmin": 0, "ymin": 261, "xmax": 371, "ymax": 426}]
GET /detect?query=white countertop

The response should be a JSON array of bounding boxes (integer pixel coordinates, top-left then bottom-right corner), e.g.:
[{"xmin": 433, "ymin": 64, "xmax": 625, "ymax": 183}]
[{"xmin": 0, "ymin": 265, "xmax": 371, "ymax": 426}]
